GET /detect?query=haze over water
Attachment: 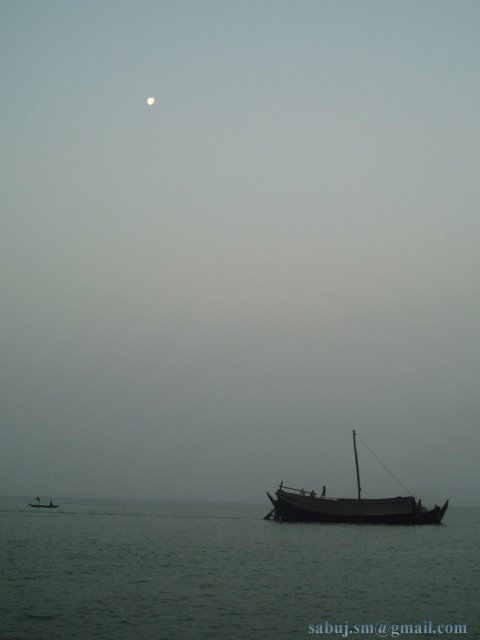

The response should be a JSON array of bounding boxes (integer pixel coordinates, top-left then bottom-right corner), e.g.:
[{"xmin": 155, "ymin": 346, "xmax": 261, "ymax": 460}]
[{"xmin": 1, "ymin": 2, "xmax": 479, "ymax": 508}]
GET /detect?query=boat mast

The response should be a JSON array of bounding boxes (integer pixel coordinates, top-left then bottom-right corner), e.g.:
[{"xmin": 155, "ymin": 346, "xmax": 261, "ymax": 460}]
[{"xmin": 353, "ymin": 429, "xmax": 362, "ymax": 500}]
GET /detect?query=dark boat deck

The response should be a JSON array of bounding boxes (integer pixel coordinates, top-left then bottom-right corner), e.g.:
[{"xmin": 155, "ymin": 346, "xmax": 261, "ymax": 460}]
[{"xmin": 267, "ymin": 489, "xmax": 448, "ymax": 524}]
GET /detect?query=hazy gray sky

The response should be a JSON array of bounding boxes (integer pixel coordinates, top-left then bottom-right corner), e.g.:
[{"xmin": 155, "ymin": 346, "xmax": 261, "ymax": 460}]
[{"xmin": 1, "ymin": 1, "xmax": 479, "ymax": 506}]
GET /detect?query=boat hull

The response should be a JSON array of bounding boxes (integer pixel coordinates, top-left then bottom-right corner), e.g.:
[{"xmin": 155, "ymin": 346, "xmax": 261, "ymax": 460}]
[
  {"xmin": 267, "ymin": 491, "xmax": 448, "ymax": 525},
  {"xmin": 28, "ymin": 503, "xmax": 59, "ymax": 509}
]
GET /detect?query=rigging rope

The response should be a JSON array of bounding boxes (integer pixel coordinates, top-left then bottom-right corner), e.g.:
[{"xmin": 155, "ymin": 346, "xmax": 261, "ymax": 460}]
[{"xmin": 355, "ymin": 432, "xmax": 413, "ymax": 496}]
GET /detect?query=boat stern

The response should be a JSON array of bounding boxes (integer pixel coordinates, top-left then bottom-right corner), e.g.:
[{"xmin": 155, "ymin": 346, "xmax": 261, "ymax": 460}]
[{"xmin": 437, "ymin": 499, "xmax": 449, "ymax": 523}]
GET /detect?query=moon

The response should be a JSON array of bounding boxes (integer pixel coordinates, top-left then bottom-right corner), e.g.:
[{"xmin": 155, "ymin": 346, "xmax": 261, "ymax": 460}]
[{"xmin": 146, "ymin": 97, "xmax": 155, "ymax": 106}]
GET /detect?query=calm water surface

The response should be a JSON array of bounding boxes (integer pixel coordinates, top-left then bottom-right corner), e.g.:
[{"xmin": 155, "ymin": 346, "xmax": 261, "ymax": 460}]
[{"xmin": 1, "ymin": 497, "xmax": 478, "ymax": 639}]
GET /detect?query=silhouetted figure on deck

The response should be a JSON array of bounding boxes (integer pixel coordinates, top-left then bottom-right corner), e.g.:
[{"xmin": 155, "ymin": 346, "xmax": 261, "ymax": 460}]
[{"xmin": 321, "ymin": 485, "xmax": 326, "ymax": 498}]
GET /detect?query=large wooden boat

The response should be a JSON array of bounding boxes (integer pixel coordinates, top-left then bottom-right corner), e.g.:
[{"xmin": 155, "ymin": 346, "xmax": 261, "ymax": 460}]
[{"xmin": 265, "ymin": 431, "xmax": 448, "ymax": 524}]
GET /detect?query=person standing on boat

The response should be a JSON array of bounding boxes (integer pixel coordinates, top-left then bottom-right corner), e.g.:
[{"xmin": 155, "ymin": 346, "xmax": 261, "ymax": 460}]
[{"xmin": 321, "ymin": 486, "xmax": 326, "ymax": 498}]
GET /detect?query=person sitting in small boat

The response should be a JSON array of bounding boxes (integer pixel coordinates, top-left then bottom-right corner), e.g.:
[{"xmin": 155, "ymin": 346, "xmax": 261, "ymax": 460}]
[{"xmin": 49, "ymin": 500, "xmax": 53, "ymax": 507}]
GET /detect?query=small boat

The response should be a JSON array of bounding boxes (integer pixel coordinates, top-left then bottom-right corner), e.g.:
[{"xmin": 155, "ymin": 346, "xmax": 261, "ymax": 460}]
[
  {"xmin": 265, "ymin": 430, "xmax": 449, "ymax": 525},
  {"xmin": 28, "ymin": 496, "xmax": 59, "ymax": 509}
]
